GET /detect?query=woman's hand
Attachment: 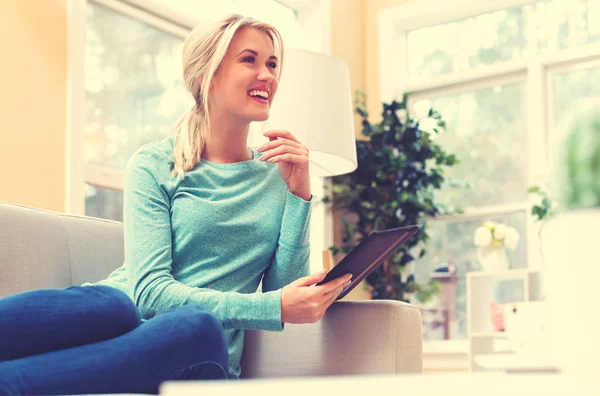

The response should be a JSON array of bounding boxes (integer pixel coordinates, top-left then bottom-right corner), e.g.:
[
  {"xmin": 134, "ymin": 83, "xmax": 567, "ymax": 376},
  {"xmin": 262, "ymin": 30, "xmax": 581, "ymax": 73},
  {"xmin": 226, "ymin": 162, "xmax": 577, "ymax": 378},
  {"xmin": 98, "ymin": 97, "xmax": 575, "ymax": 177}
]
[
  {"xmin": 280, "ymin": 270, "xmax": 353, "ymax": 324},
  {"xmin": 258, "ymin": 130, "xmax": 311, "ymax": 201}
]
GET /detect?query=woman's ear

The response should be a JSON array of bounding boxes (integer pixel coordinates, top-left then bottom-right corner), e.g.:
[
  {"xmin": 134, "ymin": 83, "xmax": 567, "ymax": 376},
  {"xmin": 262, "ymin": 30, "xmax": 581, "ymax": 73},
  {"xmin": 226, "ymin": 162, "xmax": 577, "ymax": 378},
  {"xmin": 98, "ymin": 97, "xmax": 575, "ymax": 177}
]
[{"xmin": 198, "ymin": 75, "xmax": 215, "ymax": 90}]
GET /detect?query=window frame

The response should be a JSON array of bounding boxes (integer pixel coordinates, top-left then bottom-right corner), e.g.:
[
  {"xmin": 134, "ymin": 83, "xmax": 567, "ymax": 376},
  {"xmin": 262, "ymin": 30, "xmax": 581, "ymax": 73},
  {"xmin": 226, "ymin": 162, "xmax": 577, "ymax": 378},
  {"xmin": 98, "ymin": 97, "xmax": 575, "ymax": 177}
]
[{"xmin": 378, "ymin": 0, "xmax": 600, "ymax": 362}]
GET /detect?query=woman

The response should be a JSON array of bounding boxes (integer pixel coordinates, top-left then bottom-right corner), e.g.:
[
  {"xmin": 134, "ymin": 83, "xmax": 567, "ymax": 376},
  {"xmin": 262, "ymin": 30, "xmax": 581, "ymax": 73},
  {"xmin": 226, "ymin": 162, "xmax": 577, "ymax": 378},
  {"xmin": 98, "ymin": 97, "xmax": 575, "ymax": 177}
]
[{"xmin": 0, "ymin": 13, "xmax": 352, "ymax": 395}]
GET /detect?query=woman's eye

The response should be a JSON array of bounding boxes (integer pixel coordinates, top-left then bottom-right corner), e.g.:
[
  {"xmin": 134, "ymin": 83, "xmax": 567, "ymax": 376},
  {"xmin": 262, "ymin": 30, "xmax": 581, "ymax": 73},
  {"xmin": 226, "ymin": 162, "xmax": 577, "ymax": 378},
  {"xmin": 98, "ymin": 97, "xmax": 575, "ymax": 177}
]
[
  {"xmin": 242, "ymin": 56, "xmax": 255, "ymax": 63},
  {"xmin": 268, "ymin": 62, "xmax": 278, "ymax": 69}
]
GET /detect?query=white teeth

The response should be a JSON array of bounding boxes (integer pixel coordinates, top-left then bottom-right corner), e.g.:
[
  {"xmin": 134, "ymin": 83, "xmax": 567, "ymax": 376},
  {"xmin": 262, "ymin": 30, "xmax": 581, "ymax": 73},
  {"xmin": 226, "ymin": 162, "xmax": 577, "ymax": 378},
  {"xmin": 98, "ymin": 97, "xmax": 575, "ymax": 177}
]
[{"xmin": 249, "ymin": 90, "xmax": 269, "ymax": 99}]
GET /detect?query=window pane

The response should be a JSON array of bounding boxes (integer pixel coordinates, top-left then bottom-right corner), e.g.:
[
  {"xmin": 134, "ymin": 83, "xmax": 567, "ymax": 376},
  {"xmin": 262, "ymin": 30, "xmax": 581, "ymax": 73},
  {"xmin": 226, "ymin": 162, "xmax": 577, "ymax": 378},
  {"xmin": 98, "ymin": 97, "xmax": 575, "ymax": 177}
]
[
  {"xmin": 240, "ymin": 1, "xmax": 301, "ymax": 49},
  {"xmin": 413, "ymin": 82, "xmax": 528, "ymax": 208},
  {"xmin": 85, "ymin": 184, "xmax": 124, "ymax": 221},
  {"xmin": 552, "ymin": 66, "xmax": 600, "ymax": 142},
  {"xmin": 550, "ymin": 65, "xmax": 600, "ymax": 206},
  {"xmin": 535, "ymin": 0, "xmax": 600, "ymax": 51},
  {"xmin": 413, "ymin": 211, "xmax": 528, "ymax": 341},
  {"xmin": 151, "ymin": 0, "xmax": 301, "ymax": 48},
  {"xmin": 407, "ymin": 5, "xmax": 531, "ymax": 78},
  {"xmin": 405, "ymin": 0, "xmax": 600, "ymax": 78},
  {"xmin": 85, "ymin": 3, "xmax": 192, "ymax": 170}
]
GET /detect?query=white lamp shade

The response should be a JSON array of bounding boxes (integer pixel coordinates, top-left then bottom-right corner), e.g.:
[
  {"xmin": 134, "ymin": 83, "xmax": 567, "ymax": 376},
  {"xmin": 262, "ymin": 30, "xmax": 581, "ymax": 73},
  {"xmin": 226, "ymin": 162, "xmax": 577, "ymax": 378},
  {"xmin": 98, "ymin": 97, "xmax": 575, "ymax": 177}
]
[{"xmin": 248, "ymin": 49, "xmax": 357, "ymax": 177}]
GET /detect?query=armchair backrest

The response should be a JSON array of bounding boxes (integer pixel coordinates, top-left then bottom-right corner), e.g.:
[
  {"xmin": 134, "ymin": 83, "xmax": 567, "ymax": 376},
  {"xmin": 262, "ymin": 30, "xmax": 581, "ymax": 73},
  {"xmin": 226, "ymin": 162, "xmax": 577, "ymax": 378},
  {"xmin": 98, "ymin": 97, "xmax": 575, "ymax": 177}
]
[{"xmin": 0, "ymin": 202, "xmax": 124, "ymax": 297}]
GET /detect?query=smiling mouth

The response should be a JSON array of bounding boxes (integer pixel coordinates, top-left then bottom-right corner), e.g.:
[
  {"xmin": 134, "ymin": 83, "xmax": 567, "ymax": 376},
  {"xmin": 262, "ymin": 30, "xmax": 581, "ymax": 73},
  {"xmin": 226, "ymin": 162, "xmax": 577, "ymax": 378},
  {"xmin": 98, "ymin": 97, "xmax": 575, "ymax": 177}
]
[{"xmin": 248, "ymin": 89, "xmax": 269, "ymax": 103}]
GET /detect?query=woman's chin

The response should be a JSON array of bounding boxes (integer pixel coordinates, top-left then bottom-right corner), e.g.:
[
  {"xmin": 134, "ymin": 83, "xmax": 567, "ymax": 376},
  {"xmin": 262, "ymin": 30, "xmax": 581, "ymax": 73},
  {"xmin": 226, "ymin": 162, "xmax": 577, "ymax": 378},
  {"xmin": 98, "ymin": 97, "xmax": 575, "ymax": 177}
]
[{"xmin": 250, "ymin": 111, "xmax": 270, "ymax": 122}]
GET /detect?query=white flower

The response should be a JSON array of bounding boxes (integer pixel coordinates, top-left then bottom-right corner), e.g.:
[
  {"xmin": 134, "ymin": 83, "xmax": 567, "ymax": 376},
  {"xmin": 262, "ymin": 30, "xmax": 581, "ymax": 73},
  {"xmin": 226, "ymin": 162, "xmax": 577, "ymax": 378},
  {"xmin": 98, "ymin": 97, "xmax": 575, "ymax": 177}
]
[
  {"xmin": 474, "ymin": 226, "xmax": 493, "ymax": 247},
  {"xmin": 504, "ymin": 227, "xmax": 520, "ymax": 250},
  {"xmin": 483, "ymin": 221, "xmax": 498, "ymax": 230},
  {"xmin": 494, "ymin": 224, "xmax": 507, "ymax": 240}
]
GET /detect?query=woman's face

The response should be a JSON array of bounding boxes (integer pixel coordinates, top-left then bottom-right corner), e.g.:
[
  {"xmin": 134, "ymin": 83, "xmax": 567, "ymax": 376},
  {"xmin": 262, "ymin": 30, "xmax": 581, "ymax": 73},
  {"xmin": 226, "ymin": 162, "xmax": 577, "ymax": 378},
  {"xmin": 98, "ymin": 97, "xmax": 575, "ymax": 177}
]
[{"xmin": 210, "ymin": 27, "xmax": 279, "ymax": 123}]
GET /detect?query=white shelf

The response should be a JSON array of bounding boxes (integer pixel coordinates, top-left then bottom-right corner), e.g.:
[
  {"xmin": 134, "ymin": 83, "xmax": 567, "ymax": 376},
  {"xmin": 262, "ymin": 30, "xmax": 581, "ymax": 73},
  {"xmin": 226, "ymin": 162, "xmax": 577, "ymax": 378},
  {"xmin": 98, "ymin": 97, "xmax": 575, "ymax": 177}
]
[
  {"xmin": 467, "ymin": 269, "xmax": 539, "ymax": 279},
  {"xmin": 474, "ymin": 353, "xmax": 558, "ymax": 372},
  {"xmin": 423, "ymin": 339, "xmax": 468, "ymax": 355},
  {"xmin": 470, "ymin": 332, "xmax": 508, "ymax": 339},
  {"xmin": 467, "ymin": 269, "xmax": 543, "ymax": 372}
]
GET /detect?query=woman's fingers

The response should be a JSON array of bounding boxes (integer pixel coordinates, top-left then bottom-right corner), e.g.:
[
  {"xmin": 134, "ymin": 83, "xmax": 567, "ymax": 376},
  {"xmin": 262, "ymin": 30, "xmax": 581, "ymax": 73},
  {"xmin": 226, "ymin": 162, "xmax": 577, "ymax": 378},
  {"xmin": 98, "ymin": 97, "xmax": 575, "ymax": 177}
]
[
  {"xmin": 265, "ymin": 154, "xmax": 308, "ymax": 165},
  {"xmin": 258, "ymin": 137, "xmax": 307, "ymax": 153},
  {"xmin": 263, "ymin": 130, "xmax": 301, "ymax": 144},
  {"xmin": 322, "ymin": 279, "xmax": 352, "ymax": 301},
  {"xmin": 319, "ymin": 274, "xmax": 353, "ymax": 295},
  {"xmin": 324, "ymin": 285, "xmax": 344, "ymax": 307},
  {"xmin": 260, "ymin": 145, "xmax": 308, "ymax": 163}
]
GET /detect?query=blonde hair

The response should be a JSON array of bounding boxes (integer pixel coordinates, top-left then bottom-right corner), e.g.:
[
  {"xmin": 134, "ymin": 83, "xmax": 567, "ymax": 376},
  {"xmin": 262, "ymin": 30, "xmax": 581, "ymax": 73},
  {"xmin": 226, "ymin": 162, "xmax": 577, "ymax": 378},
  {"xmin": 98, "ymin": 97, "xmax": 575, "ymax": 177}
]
[{"xmin": 171, "ymin": 14, "xmax": 284, "ymax": 179}]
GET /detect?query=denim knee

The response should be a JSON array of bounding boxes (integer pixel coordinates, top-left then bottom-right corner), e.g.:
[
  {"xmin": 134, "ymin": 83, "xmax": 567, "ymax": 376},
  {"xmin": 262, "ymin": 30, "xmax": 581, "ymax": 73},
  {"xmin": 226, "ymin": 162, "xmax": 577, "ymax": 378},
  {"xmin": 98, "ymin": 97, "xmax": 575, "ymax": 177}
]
[
  {"xmin": 163, "ymin": 306, "xmax": 228, "ymax": 368},
  {"xmin": 78, "ymin": 285, "xmax": 141, "ymax": 332}
]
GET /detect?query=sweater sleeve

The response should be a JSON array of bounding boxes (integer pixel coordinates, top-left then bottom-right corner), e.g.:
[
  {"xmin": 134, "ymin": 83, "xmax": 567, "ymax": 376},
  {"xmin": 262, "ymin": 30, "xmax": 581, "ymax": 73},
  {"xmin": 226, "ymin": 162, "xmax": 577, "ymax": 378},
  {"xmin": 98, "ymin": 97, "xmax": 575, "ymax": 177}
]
[
  {"xmin": 261, "ymin": 190, "xmax": 312, "ymax": 292},
  {"xmin": 124, "ymin": 148, "xmax": 283, "ymax": 331}
]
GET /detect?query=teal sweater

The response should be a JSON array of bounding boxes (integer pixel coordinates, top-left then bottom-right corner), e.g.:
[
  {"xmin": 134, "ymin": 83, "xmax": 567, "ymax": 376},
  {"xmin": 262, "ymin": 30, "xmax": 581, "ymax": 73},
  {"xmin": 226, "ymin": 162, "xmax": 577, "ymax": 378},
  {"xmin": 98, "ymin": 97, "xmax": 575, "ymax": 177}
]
[{"xmin": 91, "ymin": 136, "xmax": 312, "ymax": 378}]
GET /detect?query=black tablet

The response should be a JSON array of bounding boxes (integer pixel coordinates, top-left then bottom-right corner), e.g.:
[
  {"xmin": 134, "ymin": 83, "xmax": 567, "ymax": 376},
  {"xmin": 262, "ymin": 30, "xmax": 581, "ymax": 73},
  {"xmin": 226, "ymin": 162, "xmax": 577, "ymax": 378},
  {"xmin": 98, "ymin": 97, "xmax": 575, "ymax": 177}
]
[{"xmin": 317, "ymin": 225, "xmax": 420, "ymax": 300}]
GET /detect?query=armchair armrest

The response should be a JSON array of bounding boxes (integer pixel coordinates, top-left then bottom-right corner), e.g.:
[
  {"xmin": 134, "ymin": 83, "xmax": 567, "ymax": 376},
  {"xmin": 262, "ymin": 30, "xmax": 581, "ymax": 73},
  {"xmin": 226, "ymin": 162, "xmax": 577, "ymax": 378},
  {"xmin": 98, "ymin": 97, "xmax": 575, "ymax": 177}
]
[{"xmin": 240, "ymin": 300, "xmax": 423, "ymax": 378}]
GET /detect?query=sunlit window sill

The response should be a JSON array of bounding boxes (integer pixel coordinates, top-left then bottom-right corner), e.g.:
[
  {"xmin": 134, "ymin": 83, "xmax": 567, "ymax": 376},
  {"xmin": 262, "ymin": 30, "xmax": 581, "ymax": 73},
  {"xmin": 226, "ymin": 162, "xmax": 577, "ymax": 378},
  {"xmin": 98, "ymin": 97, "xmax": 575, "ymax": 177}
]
[
  {"xmin": 423, "ymin": 340, "xmax": 469, "ymax": 371},
  {"xmin": 423, "ymin": 339, "xmax": 468, "ymax": 355}
]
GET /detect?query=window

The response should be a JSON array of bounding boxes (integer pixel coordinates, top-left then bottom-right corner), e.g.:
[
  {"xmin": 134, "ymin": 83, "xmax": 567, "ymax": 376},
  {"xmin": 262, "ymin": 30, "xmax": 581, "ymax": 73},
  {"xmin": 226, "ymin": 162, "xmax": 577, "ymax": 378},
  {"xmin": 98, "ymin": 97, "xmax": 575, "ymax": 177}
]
[
  {"xmin": 380, "ymin": 0, "xmax": 600, "ymax": 344},
  {"xmin": 83, "ymin": 1, "xmax": 191, "ymax": 220},
  {"xmin": 410, "ymin": 81, "xmax": 529, "ymax": 341},
  {"xmin": 68, "ymin": 0, "xmax": 332, "ymax": 273},
  {"xmin": 549, "ymin": 63, "xmax": 600, "ymax": 163}
]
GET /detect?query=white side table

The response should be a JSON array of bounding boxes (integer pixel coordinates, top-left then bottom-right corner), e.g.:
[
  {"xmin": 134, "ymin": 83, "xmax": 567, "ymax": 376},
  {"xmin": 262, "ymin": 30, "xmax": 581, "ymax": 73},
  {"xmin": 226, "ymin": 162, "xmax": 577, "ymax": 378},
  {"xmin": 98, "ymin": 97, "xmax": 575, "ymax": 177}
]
[{"xmin": 466, "ymin": 269, "xmax": 543, "ymax": 371}]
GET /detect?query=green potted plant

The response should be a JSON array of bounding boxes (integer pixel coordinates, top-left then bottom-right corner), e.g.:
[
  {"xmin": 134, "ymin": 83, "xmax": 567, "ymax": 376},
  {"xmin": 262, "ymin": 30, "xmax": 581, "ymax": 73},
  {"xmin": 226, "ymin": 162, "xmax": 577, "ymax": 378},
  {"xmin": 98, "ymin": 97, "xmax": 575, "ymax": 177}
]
[
  {"xmin": 538, "ymin": 106, "xmax": 600, "ymax": 377},
  {"xmin": 527, "ymin": 185, "xmax": 556, "ymax": 222},
  {"xmin": 324, "ymin": 92, "xmax": 463, "ymax": 303}
]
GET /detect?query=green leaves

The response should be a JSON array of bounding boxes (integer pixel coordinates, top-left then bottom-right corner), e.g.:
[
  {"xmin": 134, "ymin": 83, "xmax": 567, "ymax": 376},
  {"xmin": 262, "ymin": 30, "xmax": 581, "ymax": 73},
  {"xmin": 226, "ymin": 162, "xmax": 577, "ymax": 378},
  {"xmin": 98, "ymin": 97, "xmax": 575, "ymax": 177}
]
[
  {"xmin": 558, "ymin": 109, "xmax": 600, "ymax": 209},
  {"xmin": 327, "ymin": 93, "xmax": 462, "ymax": 302},
  {"xmin": 356, "ymin": 107, "xmax": 368, "ymax": 118},
  {"xmin": 332, "ymin": 184, "xmax": 352, "ymax": 194},
  {"xmin": 444, "ymin": 153, "xmax": 459, "ymax": 166},
  {"xmin": 528, "ymin": 185, "xmax": 556, "ymax": 221}
]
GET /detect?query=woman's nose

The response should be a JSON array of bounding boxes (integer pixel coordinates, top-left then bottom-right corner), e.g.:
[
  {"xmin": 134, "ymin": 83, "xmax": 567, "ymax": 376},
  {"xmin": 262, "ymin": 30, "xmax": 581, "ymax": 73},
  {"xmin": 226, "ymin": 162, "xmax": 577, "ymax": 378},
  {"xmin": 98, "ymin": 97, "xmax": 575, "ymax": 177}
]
[{"xmin": 257, "ymin": 66, "xmax": 274, "ymax": 82}]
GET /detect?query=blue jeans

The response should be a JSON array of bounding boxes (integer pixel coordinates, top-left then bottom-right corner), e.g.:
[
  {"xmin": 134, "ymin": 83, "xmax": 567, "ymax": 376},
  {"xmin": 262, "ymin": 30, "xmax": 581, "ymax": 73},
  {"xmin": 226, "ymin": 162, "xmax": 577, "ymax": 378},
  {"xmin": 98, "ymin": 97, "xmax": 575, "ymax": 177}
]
[{"xmin": 0, "ymin": 285, "xmax": 228, "ymax": 395}]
